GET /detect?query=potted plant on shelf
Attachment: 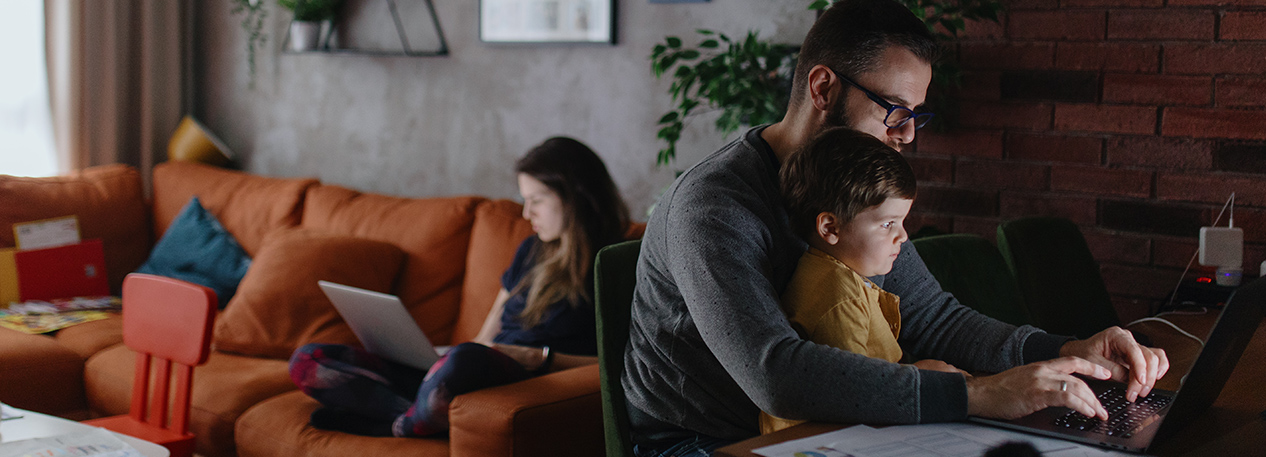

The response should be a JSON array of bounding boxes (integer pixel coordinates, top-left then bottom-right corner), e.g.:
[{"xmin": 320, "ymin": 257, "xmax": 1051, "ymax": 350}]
[
  {"xmin": 650, "ymin": 0, "xmax": 1003, "ymax": 168},
  {"xmin": 279, "ymin": 0, "xmax": 343, "ymax": 52}
]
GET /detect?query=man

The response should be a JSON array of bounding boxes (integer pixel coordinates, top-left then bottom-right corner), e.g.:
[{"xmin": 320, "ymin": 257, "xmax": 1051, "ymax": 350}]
[{"xmin": 622, "ymin": 0, "xmax": 1169, "ymax": 455}]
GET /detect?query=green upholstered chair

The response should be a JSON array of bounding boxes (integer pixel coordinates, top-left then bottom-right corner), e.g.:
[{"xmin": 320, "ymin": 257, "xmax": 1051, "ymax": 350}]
[
  {"xmin": 594, "ymin": 240, "xmax": 641, "ymax": 457},
  {"xmin": 912, "ymin": 234, "xmax": 1033, "ymax": 326},
  {"xmin": 996, "ymin": 217, "xmax": 1121, "ymax": 339}
]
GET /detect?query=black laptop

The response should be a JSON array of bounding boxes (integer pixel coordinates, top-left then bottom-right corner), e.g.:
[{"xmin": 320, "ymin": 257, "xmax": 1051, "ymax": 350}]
[{"xmin": 969, "ymin": 276, "xmax": 1266, "ymax": 453}]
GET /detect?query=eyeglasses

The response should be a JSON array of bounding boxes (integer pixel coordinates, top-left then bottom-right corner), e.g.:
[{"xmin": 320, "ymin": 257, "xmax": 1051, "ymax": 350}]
[{"xmin": 830, "ymin": 68, "xmax": 934, "ymax": 130}]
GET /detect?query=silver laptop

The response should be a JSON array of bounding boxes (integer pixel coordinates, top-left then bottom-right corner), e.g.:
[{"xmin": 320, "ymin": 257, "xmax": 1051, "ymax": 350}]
[
  {"xmin": 969, "ymin": 276, "xmax": 1266, "ymax": 453},
  {"xmin": 318, "ymin": 281, "xmax": 447, "ymax": 370}
]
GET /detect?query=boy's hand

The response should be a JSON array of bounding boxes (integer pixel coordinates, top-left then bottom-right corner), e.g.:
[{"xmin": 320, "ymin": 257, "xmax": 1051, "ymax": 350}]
[{"xmin": 912, "ymin": 359, "xmax": 969, "ymax": 376}]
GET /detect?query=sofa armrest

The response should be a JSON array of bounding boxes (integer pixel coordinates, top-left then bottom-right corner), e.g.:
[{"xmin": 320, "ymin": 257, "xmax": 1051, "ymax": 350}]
[{"xmin": 449, "ymin": 364, "xmax": 604, "ymax": 457}]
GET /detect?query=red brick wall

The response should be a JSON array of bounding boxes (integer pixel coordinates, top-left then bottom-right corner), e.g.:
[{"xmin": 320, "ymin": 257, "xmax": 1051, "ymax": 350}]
[{"xmin": 909, "ymin": 0, "xmax": 1266, "ymax": 322}]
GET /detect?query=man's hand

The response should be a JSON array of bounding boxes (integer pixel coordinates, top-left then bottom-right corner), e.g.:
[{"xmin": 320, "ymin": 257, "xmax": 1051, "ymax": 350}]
[
  {"xmin": 966, "ymin": 357, "xmax": 1113, "ymax": 420},
  {"xmin": 1059, "ymin": 326, "xmax": 1170, "ymax": 401}
]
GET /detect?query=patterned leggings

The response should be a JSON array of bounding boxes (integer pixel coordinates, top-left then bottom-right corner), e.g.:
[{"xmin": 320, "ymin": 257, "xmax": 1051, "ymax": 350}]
[{"xmin": 288, "ymin": 342, "xmax": 531, "ymax": 437}]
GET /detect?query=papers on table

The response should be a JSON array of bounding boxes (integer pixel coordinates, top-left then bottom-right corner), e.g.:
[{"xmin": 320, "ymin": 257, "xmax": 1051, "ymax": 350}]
[
  {"xmin": 0, "ymin": 428, "xmax": 143, "ymax": 457},
  {"xmin": 753, "ymin": 422, "xmax": 1132, "ymax": 457}
]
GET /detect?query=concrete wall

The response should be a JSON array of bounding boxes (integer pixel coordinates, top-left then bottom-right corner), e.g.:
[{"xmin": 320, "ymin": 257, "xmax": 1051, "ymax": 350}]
[{"xmin": 194, "ymin": 0, "xmax": 815, "ymax": 217}]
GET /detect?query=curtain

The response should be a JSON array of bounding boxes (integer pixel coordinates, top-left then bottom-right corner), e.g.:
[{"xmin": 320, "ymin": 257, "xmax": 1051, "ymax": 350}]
[{"xmin": 45, "ymin": 0, "xmax": 188, "ymax": 192}]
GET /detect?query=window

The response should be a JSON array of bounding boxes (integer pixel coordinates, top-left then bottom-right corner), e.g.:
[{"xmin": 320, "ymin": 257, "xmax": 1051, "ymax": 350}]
[{"xmin": 0, "ymin": 0, "xmax": 57, "ymax": 177}]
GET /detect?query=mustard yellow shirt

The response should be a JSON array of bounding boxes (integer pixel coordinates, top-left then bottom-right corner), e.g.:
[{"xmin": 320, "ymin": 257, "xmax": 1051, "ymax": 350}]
[{"xmin": 760, "ymin": 247, "xmax": 903, "ymax": 434}]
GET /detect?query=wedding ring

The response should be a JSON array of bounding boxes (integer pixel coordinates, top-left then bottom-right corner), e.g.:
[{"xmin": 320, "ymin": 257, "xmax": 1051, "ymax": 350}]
[{"xmin": 1060, "ymin": 380, "xmax": 1068, "ymax": 392}]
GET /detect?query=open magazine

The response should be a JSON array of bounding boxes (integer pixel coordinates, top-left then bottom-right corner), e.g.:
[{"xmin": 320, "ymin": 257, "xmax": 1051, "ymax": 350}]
[{"xmin": 0, "ymin": 296, "xmax": 120, "ymax": 334}]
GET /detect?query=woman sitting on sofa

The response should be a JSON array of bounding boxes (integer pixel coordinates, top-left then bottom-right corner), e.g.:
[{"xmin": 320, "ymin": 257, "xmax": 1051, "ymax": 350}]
[{"xmin": 288, "ymin": 136, "xmax": 631, "ymax": 437}]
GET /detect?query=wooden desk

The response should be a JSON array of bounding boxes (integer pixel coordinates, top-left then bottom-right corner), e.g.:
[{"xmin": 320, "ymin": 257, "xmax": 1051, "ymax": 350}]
[{"xmin": 717, "ymin": 314, "xmax": 1266, "ymax": 457}]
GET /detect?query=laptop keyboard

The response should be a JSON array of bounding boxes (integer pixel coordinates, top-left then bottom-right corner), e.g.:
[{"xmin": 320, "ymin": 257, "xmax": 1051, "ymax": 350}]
[{"xmin": 1053, "ymin": 386, "xmax": 1173, "ymax": 438}]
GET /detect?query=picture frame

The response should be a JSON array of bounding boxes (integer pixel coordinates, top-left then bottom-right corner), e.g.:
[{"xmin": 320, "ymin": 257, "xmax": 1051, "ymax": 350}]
[{"xmin": 480, "ymin": 0, "xmax": 615, "ymax": 44}]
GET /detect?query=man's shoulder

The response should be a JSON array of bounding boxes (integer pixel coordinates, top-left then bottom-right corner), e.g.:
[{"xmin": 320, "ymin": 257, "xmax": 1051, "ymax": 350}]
[{"xmin": 663, "ymin": 134, "xmax": 775, "ymax": 207}]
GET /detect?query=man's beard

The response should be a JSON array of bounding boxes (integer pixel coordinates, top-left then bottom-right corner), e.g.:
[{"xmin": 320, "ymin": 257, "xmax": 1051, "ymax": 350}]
[
  {"xmin": 823, "ymin": 91, "xmax": 854, "ymax": 130},
  {"xmin": 821, "ymin": 92, "xmax": 903, "ymax": 151}
]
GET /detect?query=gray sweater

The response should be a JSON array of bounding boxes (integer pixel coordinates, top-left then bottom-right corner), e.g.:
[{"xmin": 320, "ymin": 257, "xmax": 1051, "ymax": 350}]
[{"xmin": 621, "ymin": 127, "xmax": 1070, "ymax": 441}]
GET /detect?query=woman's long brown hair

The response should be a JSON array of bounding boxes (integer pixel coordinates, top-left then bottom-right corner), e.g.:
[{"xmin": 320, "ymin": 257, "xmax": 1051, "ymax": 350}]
[{"xmin": 511, "ymin": 137, "xmax": 630, "ymax": 329}]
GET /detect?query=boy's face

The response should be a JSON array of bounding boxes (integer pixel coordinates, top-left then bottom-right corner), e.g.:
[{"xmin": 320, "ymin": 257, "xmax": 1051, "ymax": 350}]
[{"xmin": 825, "ymin": 197, "xmax": 913, "ymax": 277}]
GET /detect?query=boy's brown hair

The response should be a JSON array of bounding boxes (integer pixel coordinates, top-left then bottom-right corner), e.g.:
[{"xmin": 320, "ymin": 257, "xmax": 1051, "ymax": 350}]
[{"xmin": 780, "ymin": 127, "xmax": 917, "ymax": 238}]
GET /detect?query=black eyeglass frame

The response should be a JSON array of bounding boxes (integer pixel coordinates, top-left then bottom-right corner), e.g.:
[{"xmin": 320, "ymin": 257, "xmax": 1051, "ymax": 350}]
[{"xmin": 829, "ymin": 68, "xmax": 934, "ymax": 130}]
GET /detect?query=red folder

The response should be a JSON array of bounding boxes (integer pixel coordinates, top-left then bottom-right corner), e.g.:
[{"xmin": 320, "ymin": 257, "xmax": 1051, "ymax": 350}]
[{"xmin": 15, "ymin": 239, "xmax": 110, "ymax": 301}]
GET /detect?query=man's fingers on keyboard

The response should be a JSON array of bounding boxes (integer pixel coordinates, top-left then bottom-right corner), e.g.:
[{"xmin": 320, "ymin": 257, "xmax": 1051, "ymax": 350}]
[{"xmin": 1071, "ymin": 378, "xmax": 1108, "ymax": 419}]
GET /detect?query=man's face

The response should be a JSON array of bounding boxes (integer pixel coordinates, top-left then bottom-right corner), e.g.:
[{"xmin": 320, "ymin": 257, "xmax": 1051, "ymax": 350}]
[{"xmin": 827, "ymin": 46, "xmax": 932, "ymax": 152}]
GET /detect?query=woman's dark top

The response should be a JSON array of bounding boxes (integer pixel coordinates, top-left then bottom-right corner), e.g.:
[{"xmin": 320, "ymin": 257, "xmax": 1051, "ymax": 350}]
[{"xmin": 493, "ymin": 236, "xmax": 597, "ymax": 356}]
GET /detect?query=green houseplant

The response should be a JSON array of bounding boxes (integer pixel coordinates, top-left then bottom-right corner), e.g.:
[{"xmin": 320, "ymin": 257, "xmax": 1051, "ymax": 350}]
[
  {"xmin": 279, "ymin": 0, "xmax": 343, "ymax": 51},
  {"xmin": 650, "ymin": 0, "xmax": 1003, "ymax": 168}
]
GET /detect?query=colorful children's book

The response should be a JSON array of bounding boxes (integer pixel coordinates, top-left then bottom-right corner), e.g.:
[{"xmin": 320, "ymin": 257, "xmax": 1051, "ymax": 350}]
[{"xmin": 0, "ymin": 296, "xmax": 121, "ymax": 334}]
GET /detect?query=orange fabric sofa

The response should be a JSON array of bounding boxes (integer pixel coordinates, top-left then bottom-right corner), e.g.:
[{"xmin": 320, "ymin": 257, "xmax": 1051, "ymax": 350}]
[{"xmin": 0, "ymin": 162, "xmax": 636, "ymax": 457}]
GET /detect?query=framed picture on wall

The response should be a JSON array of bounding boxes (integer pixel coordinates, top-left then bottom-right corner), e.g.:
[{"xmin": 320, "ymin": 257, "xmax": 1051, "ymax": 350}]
[{"xmin": 480, "ymin": 0, "xmax": 615, "ymax": 44}]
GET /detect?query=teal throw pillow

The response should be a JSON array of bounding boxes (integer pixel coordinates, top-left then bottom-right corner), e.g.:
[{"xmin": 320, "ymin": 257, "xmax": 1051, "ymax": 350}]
[{"xmin": 137, "ymin": 197, "xmax": 251, "ymax": 308}]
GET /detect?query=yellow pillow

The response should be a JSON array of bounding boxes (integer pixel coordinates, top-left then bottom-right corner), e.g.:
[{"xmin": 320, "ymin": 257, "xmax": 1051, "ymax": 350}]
[{"xmin": 168, "ymin": 116, "xmax": 233, "ymax": 166}]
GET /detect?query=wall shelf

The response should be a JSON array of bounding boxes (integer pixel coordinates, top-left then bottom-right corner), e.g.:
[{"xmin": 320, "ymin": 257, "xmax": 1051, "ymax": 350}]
[{"xmin": 281, "ymin": 0, "xmax": 448, "ymax": 57}]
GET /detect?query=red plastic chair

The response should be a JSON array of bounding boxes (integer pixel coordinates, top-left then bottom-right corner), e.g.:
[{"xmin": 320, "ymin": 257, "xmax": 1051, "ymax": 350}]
[{"xmin": 84, "ymin": 273, "xmax": 217, "ymax": 457}]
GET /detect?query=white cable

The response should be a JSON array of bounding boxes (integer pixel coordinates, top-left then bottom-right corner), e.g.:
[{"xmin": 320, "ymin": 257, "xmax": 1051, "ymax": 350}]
[
  {"xmin": 1160, "ymin": 193, "xmax": 1238, "ymax": 313},
  {"xmin": 1125, "ymin": 316, "xmax": 1206, "ymax": 348},
  {"xmin": 1229, "ymin": 192, "xmax": 1235, "ymax": 228}
]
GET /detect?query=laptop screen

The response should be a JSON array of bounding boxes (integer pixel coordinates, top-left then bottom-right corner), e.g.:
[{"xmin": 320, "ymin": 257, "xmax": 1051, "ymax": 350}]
[{"xmin": 1152, "ymin": 276, "xmax": 1266, "ymax": 442}]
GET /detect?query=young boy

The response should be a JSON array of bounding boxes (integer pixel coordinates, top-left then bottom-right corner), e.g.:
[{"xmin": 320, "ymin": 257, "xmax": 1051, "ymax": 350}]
[{"xmin": 761, "ymin": 127, "xmax": 955, "ymax": 433}]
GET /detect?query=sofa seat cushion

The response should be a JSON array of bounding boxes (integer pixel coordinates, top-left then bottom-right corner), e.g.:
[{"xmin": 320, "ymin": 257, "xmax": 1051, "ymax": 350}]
[
  {"xmin": 301, "ymin": 185, "xmax": 483, "ymax": 345},
  {"xmin": 54, "ymin": 314, "xmax": 124, "ymax": 359},
  {"xmin": 234, "ymin": 390, "xmax": 450, "ymax": 457},
  {"xmin": 0, "ymin": 164, "xmax": 149, "ymax": 293},
  {"xmin": 85, "ymin": 346, "xmax": 297, "ymax": 457},
  {"xmin": 0, "ymin": 328, "xmax": 86, "ymax": 416},
  {"xmin": 152, "ymin": 162, "xmax": 318, "ymax": 256},
  {"xmin": 214, "ymin": 229, "xmax": 407, "ymax": 359}
]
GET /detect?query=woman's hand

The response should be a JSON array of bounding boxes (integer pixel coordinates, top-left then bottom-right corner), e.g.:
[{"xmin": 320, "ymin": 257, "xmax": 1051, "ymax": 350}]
[{"xmin": 490, "ymin": 343, "xmax": 548, "ymax": 371}]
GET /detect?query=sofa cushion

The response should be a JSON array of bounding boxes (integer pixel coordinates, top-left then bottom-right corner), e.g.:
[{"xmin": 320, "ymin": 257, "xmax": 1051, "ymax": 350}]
[
  {"xmin": 85, "ymin": 346, "xmax": 297, "ymax": 457},
  {"xmin": 0, "ymin": 164, "xmax": 149, "ymax": 293},
  {"xmin": 301, "ymin": 185, "xmax": 482, "ymax": 345},
  {"xmin": 152, "ymin": 162, "xmax": 318, "ymax": 256},
  {"xmin": 453, "ymin": 200, "xmax": 535, "ymax": 344},
  {"xmin": 234, "ymin": 390, "xmax": 451, "ymax": 457},
  {"xmin": 137, "ymin": 197, "xmax": 252, "ymax": 308},
  {"xmin": 0, "ymin": 328, "xmax": 87, "ymax": 417},
  {"xmin": 453, "ymin": 200, "xmax": 647, "ymax": 344},
  {"xmin": 213, "ymin": 229, "xmax": 406, "ymax": 359},
  {"xmin": 54, "ymin": 315, "xmax": 124, "ymax": 360}
]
